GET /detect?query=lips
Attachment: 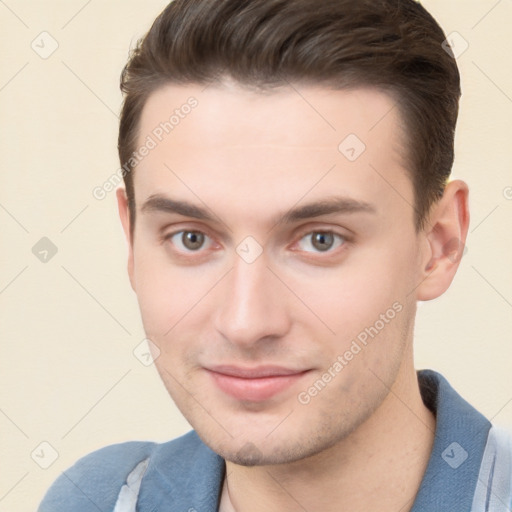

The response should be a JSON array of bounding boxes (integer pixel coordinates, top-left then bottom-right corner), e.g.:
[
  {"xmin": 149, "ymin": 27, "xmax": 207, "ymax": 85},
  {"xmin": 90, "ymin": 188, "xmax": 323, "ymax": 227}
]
[{"xmin": 206, "ymin": 365, "xmax": 310, "ymax": 402}]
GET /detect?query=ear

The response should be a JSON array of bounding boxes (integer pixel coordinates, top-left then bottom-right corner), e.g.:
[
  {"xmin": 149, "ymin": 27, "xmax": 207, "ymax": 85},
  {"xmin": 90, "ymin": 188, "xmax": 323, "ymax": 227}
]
[
  {"xmin": 416, "ymin": 179, "xmax": 470, "ymax": 301},
  {"xmin": 116, "ymin": 187, "xmax": 136, "ymax": 292}
]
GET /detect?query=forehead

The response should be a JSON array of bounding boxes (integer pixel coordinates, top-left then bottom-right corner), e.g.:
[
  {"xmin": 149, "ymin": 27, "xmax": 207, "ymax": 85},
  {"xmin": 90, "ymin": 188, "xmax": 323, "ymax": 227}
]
[
  {"xmin": 133, "ymin": 82, "xmax": 413, "ymax": 228},
  {"xmin": 139, "ymin": 81, "xmax": 405, "ymax": 151}
]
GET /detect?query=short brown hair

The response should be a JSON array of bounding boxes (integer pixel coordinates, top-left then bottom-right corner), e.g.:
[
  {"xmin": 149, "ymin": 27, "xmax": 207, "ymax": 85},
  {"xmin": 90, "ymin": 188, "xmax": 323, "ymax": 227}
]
[{"xmin": 118, "ymin": 0, "xmax": 461, "ymax": 237}]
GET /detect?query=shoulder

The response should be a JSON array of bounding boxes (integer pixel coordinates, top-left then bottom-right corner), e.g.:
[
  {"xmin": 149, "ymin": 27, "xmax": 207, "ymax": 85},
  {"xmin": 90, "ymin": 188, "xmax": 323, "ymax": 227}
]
[
  {"xmin": 38, "ymin": 431, "xmax": 203, "ymax": 512},
  {"xmin": 472, "ymin": 425, "xmax": 512, "ymax": 510}
]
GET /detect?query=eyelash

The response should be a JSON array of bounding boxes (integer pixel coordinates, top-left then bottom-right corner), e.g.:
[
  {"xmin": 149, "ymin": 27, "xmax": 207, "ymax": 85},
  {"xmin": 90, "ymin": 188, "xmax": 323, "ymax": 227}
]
[{"xmin": 161, "ymin": 227, "xmax": 350, "ymax": 259}]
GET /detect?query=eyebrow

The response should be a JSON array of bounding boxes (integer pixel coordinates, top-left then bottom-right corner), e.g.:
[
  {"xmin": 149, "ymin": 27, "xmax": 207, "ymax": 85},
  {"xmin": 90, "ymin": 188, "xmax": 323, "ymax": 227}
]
[{"xmin": 140, "ymin": 194, "xmax": 376, "ymax": 226}]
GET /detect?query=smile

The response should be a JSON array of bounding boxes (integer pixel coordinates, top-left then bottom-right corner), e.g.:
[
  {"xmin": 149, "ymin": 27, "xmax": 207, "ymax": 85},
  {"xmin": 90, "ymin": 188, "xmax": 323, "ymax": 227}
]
[{"xmin": 205, "ymin": 365, "xmax": 310, "ymax": 402}]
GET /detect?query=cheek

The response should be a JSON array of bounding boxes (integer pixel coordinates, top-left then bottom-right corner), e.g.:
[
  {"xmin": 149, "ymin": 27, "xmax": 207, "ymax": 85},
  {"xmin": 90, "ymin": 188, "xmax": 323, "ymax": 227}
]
[
  {"xmin": 132, "ymin": 249, "xmax": 219, "ymax": 341},
  {"xmin": 284, "ymin": 248, "xmax": 416, "ymax": 374},
  {"xmin": 132, "ymin": 252, "xmax": 179, "ymax": 338},
  {"xmin": 287, "ymin": 255, "xmax": 412, "ymax": 337}
]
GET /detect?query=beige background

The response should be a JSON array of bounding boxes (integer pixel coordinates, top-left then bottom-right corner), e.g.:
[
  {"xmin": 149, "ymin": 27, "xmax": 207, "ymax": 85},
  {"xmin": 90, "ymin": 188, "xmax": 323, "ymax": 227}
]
[{"xmin": 0, "ymin": 1, "xmax": 511, "ymax": 510}]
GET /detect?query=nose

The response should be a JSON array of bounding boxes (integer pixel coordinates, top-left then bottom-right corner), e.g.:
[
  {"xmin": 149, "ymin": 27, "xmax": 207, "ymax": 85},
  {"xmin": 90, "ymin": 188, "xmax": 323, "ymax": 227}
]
[{"xmin": 213, "ymin": 248, "xmax": 291, "ymax": 348}]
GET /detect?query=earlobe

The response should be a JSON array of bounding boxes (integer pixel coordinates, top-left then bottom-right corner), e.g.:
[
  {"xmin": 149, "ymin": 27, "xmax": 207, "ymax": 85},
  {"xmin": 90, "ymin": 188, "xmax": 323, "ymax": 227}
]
[
  {"xmin": 116, "ymin": 187, "xmax": 136, "ymax": 292},
  {"xmin": 416, "ymin": 180, "xmax": 469, "ymax": 301}
]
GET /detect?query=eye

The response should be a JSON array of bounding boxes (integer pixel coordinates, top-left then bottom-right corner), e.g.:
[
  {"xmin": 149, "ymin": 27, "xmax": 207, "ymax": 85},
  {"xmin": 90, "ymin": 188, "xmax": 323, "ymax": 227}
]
[
  {"xmin": 296, "ymin": 231, "xmax": 346, "ymax": 253},
  {"xmin": 166, "ymin": 230, "xmax": 214, "ymax": 252}
]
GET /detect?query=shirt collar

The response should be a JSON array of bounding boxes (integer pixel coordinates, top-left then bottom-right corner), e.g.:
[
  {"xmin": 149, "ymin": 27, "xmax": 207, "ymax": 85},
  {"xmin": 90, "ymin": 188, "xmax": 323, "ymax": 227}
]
[{"xmin": 411, "ymin": 369, "xmax": 491, "ymax": 510}]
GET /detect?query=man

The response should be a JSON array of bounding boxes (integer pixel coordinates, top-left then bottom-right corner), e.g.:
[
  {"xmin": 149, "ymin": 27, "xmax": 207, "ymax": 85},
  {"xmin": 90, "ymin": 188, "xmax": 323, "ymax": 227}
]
[{"xmin": 39, "ymin": 0, "xmax": 512, "ymax": 510}]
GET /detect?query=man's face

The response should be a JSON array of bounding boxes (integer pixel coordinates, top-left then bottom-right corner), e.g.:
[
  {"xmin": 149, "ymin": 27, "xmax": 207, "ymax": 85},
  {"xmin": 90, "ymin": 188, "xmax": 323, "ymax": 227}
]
[{"xmin": 120, "ymin": 82, "xmax": 427, "ymax": 465}]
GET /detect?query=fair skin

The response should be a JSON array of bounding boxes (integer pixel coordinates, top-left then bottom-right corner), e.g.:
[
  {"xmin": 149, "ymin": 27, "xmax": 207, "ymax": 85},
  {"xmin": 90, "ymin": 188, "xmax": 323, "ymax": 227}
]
[{"xmin": 116, "ymin": 81, "xmax": 469, "ymax": 512}]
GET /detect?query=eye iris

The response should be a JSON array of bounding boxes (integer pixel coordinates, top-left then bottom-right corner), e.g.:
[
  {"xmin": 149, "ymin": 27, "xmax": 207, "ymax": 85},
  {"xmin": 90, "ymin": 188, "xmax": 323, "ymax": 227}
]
[
  {"xmin": 182, "ymin": 231, "xmax": 204, "ymax": 250},
  {"xmin": 178, "ymin": 232, "xmax": 337, "ymax": 252},
  {"xmin": 312, "ymin": 232, "xmax": 334, "ymax": 251}
]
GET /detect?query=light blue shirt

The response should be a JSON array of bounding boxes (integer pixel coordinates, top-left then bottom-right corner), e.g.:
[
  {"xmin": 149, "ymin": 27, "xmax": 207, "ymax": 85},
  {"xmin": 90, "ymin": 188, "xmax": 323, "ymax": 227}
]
[{"xmin": 38, "ymin": 370, "xmax": 512, "ymax": 511}]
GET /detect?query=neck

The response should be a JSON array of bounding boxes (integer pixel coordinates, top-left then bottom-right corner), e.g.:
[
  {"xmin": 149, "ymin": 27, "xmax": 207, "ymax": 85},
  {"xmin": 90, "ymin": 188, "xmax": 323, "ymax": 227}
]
[{"xmin": 220, "ymin": 356, "xmax": 436, "ymax": 512}]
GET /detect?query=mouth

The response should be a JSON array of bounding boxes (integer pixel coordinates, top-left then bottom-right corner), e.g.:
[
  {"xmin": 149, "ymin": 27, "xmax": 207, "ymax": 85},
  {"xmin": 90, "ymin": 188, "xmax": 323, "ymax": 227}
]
[{"xmin": 205, "ymin": 365, "xmax": 311, "ymax": 402}]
